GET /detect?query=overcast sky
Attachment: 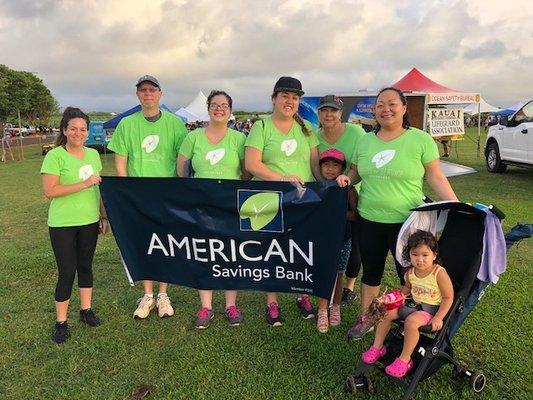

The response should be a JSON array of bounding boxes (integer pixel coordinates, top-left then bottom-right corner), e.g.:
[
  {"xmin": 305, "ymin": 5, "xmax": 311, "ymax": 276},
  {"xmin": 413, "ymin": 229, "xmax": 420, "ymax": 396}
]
[{"xmin": 0, "ymin": 0, "xmax": 531, "ymax": 112}]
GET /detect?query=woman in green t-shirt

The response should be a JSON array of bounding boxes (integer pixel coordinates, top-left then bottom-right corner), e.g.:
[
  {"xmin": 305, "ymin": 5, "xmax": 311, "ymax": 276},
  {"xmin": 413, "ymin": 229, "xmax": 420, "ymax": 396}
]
[
  {"xmin": 178, "ymin": 90, "xmax": 250, "ymax": 329},
  {"xmin": 338, "ymin": 87, "xmax": 458, "ymax": 340},
  {"xmin": 41, "ymin": 107, "xmax": 108, "ymax": 344},
  {"xmin": 245, "ymin": 76, "xmax": 321, "ymax": 327}
]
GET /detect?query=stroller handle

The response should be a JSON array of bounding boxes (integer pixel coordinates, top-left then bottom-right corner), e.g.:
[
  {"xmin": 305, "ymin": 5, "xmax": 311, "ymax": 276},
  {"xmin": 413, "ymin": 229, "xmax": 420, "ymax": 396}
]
[
  {"xmin": 488, "ymin": 204, "xmax": 506, "ymax": 220},
  {"xmin": 419, "ymin": 324, "xmax": 433, "ymax": 334}
]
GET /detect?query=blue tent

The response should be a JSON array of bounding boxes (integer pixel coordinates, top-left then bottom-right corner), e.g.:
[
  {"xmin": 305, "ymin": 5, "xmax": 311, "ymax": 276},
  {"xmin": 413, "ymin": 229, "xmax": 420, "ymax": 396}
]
[
  {"xmin": 103, "ymin": 104, "xmax": 173, "ymax": 129},
  {"xmin": 491, "ymin": 108, "xmax": 515, "ymax": 117}
]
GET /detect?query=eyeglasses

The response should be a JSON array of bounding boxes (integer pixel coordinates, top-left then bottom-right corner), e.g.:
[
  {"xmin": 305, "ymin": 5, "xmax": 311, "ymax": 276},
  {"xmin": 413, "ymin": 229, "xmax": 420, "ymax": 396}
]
[
  {"xmin": 209, "ymin": 103, "xmax": 230, "ymax": 111},
  {"xmin": 137, "ymin": 88, "xmax": 160, "ymax": 94}
]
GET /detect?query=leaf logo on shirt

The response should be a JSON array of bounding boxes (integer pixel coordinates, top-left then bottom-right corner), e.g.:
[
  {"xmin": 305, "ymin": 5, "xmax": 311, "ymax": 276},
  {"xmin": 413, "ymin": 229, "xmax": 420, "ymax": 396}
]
[
  {"xmin": 205, "ymin": 148, "xmax": 225, "ymax": 165},
  {"xmin": 141, "ymin": 135, "xmax": 159, "ymax": 153},
  {"xmin": 371, "ymin": 150, "xmax": 396, "ymax": 169},
  {"xmin": 280, "ymin": 139, "xmax": 298, "ymax": 156},
  {"xmin": 78, "ymin": 164, "xmax": 94, "ymax": 181},
  {"xmin": 239, "ymin": 192, "xmax": 280, "ymax": 231}
]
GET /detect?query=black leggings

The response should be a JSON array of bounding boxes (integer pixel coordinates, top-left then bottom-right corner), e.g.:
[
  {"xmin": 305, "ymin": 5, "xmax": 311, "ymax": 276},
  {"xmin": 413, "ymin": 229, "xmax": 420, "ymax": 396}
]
[
  {"xmin": 345, "ymin": 219, "xmax": 361, "ymax": 279},
  {"xmin": 49, "ymin": 222, "xmax": 99, "ymax": 302},
  {"xmin": 359, "ymin": 217, "xmax": 404, "ymax": 287}
]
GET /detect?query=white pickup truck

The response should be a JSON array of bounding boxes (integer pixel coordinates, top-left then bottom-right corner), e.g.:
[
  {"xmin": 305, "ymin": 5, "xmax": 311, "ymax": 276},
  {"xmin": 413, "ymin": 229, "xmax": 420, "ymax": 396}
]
[{"xmin": 485, "ymin": 100, "xmax": 533, "ymax": 172}]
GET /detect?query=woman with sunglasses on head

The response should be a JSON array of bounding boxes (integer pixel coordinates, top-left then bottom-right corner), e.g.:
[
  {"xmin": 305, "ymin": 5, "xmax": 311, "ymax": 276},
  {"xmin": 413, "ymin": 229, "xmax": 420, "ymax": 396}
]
[
  {"xmin": 337, "ymin": 87, "xmax": 457, "ymax": 340},
  {"xmin": 178, "ymin": 90, "xmax": 250, "ymax": 329},
  {"xmin": 245, "ymin": 76, "xmax": 321, "ymax": 326}
]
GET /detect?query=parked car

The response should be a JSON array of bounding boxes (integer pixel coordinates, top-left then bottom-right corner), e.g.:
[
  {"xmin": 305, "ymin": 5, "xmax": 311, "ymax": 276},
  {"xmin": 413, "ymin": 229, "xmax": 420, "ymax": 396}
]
[{"xmin": 485, "ymin": 100, "xmax": 533, "ymax": 172}]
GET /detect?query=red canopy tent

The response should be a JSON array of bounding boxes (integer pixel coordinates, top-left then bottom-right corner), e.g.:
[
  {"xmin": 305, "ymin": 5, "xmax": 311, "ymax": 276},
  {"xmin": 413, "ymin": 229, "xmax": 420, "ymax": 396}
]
[
  {"xmin": 392, "ymin": 67, "xmax": 459, "ymax": 93},
  {"xmin": 390, "ymin": 68, "xmax": 482, "ymax": 154}
]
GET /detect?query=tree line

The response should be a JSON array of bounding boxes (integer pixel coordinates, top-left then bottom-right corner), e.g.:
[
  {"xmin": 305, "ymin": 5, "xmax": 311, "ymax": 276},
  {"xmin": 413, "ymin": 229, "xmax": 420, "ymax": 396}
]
[{"xmin": 0, "ymin": 64, "xmax": 58, "ymax": 131}]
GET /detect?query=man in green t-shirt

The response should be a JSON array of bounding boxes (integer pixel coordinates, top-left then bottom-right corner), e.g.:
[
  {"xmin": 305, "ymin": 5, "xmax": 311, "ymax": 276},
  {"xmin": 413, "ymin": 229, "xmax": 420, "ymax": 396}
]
[{"xmin": 108, "ymin": 75, "xmax": 187, "ymax": 320}]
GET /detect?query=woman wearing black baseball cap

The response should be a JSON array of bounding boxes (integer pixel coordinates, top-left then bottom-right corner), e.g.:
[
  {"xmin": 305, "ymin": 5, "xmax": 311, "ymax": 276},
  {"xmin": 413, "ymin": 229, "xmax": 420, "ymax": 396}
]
[{"xmin": 245, "ymin": 76, "xmax": 321, "ymax": 326}]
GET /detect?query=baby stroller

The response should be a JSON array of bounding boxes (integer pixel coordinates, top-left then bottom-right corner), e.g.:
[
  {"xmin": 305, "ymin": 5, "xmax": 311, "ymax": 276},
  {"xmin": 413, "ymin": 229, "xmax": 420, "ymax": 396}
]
[{"xmin": 345, "ymin": 201, "xmax": 506, "ymax": 399}]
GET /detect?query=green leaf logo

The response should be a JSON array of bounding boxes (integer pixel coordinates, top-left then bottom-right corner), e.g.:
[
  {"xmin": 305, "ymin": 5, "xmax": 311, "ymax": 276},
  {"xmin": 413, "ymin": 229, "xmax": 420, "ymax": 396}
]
[{"xmin": 239, "ymin": 192, "xmax": 280, "ymax": 231}]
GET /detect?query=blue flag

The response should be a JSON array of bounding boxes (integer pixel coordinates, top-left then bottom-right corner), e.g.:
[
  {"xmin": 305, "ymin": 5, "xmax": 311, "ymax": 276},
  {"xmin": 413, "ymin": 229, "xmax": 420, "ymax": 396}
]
[{"xmin": 101, "ymin": 177, "xmax": 347, "ymax": 299}]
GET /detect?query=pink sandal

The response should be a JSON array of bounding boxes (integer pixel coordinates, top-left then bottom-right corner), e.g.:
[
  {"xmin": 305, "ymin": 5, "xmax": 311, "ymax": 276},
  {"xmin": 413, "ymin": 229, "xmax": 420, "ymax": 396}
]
[
  {"xmin": 361, "ymin": 345, "xmax": 386, "ymax": 364},
  {"xmin": 385, "ymin": 358, "xmax": 413, "ymax": 378}
]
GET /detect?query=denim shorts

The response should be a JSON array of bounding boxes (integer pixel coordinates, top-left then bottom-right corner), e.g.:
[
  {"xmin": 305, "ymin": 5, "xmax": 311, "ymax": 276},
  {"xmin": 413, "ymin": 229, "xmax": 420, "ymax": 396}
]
[{"xmin": 398, "ymin": 299, "xmax": 440, "ymax": 325}]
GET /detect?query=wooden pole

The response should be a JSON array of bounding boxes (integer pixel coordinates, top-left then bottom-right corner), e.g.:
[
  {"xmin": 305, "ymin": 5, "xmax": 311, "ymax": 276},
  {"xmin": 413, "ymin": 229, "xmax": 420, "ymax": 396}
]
[{"xmin": 18, "ymin": 110, "xmax": 24, "ymax": 160}]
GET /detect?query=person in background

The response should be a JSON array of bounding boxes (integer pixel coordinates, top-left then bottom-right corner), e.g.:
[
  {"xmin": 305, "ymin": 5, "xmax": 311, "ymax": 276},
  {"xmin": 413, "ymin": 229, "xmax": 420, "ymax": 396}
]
[
  {"xmin": 41, "ymin": 107, "xmax": 108, "ymax": 344},
  {"xmin": 440, "ymin": 139, "xmax": 450, "ymax": 158},
  {"xmin": 107, "ymin": 75, "xmax": 188, "ymax": 320}
]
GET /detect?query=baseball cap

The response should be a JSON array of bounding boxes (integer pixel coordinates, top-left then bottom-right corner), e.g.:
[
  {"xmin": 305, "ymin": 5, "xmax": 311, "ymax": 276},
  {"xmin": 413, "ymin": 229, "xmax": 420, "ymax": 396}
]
[
  {"xmin": 273, "ymin": 76, "xmax": 304, "ymax": 96},
  {"xmin": 318, "ymin": 94, "xmax": 343, "ymax": 110},
  {"xmin": 319, "ymin": 148, "xmax": 346, "ymax": 166},
  {"xmin": 136, "ymin": 75, "xmax": 160, "ymax": 88}
]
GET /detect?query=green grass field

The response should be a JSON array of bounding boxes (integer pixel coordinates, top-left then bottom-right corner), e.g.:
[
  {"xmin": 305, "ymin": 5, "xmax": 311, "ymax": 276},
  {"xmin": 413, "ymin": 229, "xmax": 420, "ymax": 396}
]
[{"xmin": 0, "ymin": 128, "xmax": 532, "ymax": 399}]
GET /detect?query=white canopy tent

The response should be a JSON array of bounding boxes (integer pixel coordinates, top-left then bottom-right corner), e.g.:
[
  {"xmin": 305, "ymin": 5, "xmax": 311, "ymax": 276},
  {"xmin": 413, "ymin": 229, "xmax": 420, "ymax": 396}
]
[
  {"xmin": 462, "ymin": 97, "xmax": 499, "ymax": 114},
  {"xmin": 175, "ymin": 91, "xmax": 209, "ymax": 122},
  {"xmin": 175, "ymin": 90, "xmax": 236, "ymax": 122}
]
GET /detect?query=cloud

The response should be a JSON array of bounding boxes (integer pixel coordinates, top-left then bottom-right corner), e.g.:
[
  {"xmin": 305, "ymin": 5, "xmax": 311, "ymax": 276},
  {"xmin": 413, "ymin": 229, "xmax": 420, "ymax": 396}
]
[
  {"xmin": 0, "ymin": 0, "xmax": 531, "ymax": 111},
  {"xmin": 464, "ymin": 40, "xmax": 507, "ymax": 59}
]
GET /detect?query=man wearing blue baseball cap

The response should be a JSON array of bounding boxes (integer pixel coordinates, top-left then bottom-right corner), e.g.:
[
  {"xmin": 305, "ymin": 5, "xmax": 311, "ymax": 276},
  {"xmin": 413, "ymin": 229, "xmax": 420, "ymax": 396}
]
[{"xmin": 108, "ymin": 75, "xmax": 188, "ymax": 320}]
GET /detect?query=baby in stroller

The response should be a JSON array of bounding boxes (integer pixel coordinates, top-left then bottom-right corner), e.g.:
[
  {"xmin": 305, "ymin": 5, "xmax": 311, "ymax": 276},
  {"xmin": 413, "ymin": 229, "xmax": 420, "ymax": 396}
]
[{"xmin": 361, "ymin": 230, "xmax": 454, "ymax": 378}]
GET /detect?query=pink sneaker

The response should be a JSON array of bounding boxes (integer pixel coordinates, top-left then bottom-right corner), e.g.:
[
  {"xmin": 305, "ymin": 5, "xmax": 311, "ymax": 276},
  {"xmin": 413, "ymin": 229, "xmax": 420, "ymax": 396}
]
[
  {"xmin": 361, "ymin": 345, "xmax": 387, "ymax": 364},
  {"xmin": 296, "ymin": 295, "xmax": 315, "ymax": 319},
  {"xmin": 225, "ymin": 305, "xmax": 243, "ymax": 326},
  {"xmin": 266, "ymin": 302, "xmax": 283, "ymax": 326},
  {"xmin": 195, "ymin": 307, "xmax": 213, "ymax": 329}
]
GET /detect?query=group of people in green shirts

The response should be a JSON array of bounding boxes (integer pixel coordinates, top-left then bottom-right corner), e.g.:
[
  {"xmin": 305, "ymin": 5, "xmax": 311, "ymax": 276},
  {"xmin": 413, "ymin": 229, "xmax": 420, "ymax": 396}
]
[{"xmin": 41, "ymin": 74, "xmax": 457, "ymax": 344}]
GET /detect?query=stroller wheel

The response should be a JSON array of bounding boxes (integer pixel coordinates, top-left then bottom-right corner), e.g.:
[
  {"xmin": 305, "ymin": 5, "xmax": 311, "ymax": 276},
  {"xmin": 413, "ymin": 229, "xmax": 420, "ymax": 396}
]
[
  {"xmin": 345, "ymin": 373, "xmax": 370, "ymax": 395},
  {"xmin": 470, "ymin": 371, "xmax": 486, "ymax": 393},
  {"xmin": 451, "ymin": 363, "xmax": 468, "ymax": 380},
  {"xmin": 345, "ymin": 375, "xmax": 358, "ymax": 395}
]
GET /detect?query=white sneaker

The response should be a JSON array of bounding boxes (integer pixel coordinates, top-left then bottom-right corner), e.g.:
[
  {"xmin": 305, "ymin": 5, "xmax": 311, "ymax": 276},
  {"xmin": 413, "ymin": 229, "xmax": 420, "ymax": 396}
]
[
  {"xmin": 133, "ymin": 295, "xmax": 156, "ymax": 319},
  {"xmin": 156, "ymin": 293, "xmax": 174, "ymax": 318}
]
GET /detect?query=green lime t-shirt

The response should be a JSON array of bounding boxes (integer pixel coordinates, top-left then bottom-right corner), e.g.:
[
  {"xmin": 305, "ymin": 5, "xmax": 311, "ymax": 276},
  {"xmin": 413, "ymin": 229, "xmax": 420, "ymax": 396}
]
[
  {"xmin": 107, "ymin": 110, "xmax": 187, "ymax": 177},
  {"xmin": 40, "ymin": 146, "xmax": 102, "ymax": 227},
  {"xmin": 354, "ymin": 128, "xmax": 439, "ymax": 223},
  {"xmin": 317, "ymin": 123, "xmax": 366, "ymax": 172},
  {"xmin": 179, "ymin": 128, "xmax": 245, "ymax": 180},
  {"xmin": 245, "ymin": 117, "xmax": 318, "ymax": 182}
]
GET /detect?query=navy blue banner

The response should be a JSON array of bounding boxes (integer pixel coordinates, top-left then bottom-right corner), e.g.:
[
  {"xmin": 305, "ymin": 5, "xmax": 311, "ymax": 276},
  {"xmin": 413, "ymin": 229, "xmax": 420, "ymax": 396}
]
[{"xmin": 100, "ymin": 178, "xmax": 347, "ymax": 299}]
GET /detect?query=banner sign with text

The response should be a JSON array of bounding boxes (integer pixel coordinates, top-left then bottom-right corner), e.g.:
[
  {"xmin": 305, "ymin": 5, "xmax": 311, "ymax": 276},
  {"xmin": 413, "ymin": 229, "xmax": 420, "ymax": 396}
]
[
  {"xmin": 427, "ymin": 108, "xmax": 465, "ymax": 137},
  {"xmin": 427, "ymin": 92, "xmax": 480, "ymax": 105},
  {"xmin": 101, "ymin": 177, "xmax": 347, "ymax": 299}
]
